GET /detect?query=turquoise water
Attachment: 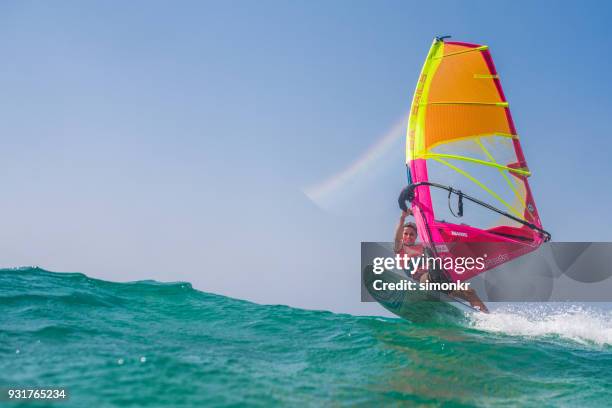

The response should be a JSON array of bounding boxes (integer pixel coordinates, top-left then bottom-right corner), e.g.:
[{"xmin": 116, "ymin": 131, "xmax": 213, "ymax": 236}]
[{"xmin": 1, "ymin": 268, "xmax": 611, "ymax": 407}]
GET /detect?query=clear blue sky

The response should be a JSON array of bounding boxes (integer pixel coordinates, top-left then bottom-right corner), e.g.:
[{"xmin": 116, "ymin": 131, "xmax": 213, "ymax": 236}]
[{"xmin": 1, "ymin": 1, "xmax": 610, "ymax": 312}]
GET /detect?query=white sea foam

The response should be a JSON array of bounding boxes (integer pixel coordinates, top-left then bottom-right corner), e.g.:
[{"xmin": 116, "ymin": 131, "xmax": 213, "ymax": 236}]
[{"xmin": 469, "ymin": 304, "xmax": 612, "ymax": 346}]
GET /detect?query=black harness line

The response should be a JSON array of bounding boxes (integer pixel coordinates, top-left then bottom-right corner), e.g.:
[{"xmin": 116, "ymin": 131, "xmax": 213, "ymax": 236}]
[{"xmin": 448, "ymin": 189, "xmax": 463, "ymax": 218}]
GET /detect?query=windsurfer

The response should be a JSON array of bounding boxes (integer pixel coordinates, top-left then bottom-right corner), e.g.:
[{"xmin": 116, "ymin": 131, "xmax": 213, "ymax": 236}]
[
  {"xmin": 394, "ymin": 209, "xmax": 489, "ymax": 312},
  {"xmin": 394, "ymin": 210, "xmax": 427, "ymax": 282}
]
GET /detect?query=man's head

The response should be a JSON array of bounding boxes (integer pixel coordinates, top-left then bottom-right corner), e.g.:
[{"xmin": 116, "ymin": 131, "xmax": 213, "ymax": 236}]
[{"xmin": 402, "ymin": 222, "xmax": 417, "ymax": 245}]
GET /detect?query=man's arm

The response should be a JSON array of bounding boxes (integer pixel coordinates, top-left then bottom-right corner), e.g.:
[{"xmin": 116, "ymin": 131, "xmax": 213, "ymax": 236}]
[{"xmin": 393, "ymin": 209, "xmax": 411, "ymax": 253}]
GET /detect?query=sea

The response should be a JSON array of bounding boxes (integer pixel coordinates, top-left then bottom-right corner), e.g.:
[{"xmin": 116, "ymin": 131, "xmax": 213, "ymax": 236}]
[{"xmin": 1, "ymin": 267, "xmax": 611, "ymax": 407}]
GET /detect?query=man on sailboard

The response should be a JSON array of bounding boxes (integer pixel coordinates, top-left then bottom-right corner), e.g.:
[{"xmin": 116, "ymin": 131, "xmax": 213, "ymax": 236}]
[
  {"xmin": 394, "ymin": 209, "xmax": 489, "ymax": 312},
  {"xmin": 394, "ymin": 211, "xmax": 427, "ymax": 282}
]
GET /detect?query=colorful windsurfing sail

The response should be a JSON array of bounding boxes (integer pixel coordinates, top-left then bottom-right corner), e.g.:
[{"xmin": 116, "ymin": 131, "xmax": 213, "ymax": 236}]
[{"xmin": 399, "ymin": 37, "xmax": 550, "ymax": 282}]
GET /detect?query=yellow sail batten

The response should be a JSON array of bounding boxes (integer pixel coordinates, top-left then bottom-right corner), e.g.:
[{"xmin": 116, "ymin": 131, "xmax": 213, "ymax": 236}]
[
  {"xmin": 422, "ymin": 101, "xmax": 509, "ymax": 107},
  {"xmin": 433, "ymin": 45, "xmax": 488, "ymax": 59},
  {"xmin": 423, "ymin": 133, "xmax": 518, "ymax": 154},
  {"xmin": 422, "ymin": 153, "xmax": 531, "ymax": 176},
  {"xmin": 474, "ymin": 74, "xmax": 499, "ymax": 79}
]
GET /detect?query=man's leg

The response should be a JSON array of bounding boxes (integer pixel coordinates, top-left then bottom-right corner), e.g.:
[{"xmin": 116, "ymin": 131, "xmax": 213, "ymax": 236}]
[{"xmin": 451, "ymin": 288, "xmax": 489, "ymax": 313}]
